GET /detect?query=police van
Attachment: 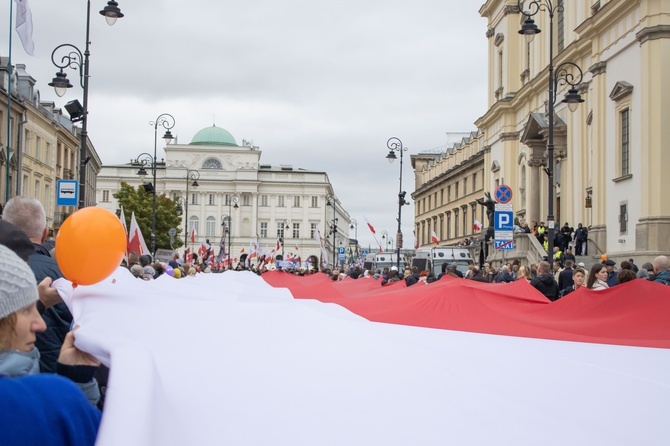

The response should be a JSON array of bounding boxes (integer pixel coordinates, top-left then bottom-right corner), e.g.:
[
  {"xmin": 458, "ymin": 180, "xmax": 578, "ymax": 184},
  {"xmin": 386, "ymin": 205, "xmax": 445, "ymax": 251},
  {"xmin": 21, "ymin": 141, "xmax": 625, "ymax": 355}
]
[
  {"xmin": 363, "ymin": 252, "xmax": 407, "ymax": 272},
  {"xmin": 412, "ymin": 246, "xmax": 474, "ymax": 276}
]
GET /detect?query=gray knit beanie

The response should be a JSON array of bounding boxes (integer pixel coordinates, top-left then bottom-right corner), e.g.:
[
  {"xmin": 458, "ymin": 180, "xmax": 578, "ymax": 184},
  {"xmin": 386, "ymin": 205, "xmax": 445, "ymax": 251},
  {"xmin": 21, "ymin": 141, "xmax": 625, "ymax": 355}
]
[{"xmin": 0, "ymin": 244, "xmax": 39, "ymax": 319}]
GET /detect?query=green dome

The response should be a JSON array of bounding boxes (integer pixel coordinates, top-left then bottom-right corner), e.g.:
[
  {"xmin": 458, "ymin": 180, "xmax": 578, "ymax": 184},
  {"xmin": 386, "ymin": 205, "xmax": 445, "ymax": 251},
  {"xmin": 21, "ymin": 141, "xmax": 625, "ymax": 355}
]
[{"xmin": 189, "ymin": 125, "xmax": 237, "ymax": 146}]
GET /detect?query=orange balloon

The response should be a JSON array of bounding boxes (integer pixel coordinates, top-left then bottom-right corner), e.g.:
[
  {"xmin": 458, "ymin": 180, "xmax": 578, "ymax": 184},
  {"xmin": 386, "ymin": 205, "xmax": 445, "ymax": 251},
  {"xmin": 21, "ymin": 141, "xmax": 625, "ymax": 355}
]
[{"xmin": 56, "ymin": 207, "xmax": 126, "ymax": 286}]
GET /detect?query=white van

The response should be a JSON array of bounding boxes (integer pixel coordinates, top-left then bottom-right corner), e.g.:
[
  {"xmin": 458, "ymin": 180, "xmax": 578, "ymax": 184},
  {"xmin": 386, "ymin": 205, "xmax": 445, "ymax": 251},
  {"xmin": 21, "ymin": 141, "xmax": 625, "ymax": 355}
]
[
  {"xmin": 363, "ymin": 252, "xmax": 407, "ymax": 272},
  {"xmin": 412, "ymin": 246, "xmax": 474, "ymax": 276}
]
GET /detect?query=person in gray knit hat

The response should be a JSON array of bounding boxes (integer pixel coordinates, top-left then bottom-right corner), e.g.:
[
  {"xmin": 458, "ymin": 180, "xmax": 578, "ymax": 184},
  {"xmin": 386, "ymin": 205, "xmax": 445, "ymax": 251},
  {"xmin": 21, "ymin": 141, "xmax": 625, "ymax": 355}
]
[{"xmin": 0, "ymin": 244, "xmax": 101, "ymax": 405}]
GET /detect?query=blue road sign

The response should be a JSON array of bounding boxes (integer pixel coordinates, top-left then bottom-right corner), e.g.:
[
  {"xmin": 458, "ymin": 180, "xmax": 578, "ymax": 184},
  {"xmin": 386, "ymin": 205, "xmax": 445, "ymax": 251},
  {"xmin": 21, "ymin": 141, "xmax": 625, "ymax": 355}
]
[
  {"xmin": 56, "ymin": 180, "xmax": 79, "ymax": 206},
  {"xmin": 494, "ymin": 240, "xmax": 515, "ymax": 250},
  {"xmin": 494, "ymin": 211, "xmax": 514, "ymax": 231},
  {"xmin": 338, "ymin": 247, "xmax": 346, "ymax": 255},
  {"xmin": 361, "ymin": 249, "xmax": 369, "ymax": 256},
  {"xmin": 494, "ymin": 184, "xmax": 513, "ymax": 204}
]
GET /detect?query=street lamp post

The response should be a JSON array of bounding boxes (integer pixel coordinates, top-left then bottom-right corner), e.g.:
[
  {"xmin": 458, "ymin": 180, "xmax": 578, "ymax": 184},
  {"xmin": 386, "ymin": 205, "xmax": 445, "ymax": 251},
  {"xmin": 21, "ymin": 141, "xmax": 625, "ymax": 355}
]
[
  {"xmin": 326, "ymin": 194, "xmax": 337, "ymax": 268},
  {"xmin": 281, "ymin": 219, "xmax": 290, "ymax": 258},
  {"xmin": 386, "ymin": 137, "xmax": 409, "ymax": 271},
  {"xmin": 518, "ymin": 0, "xmax": 584, "ymax": 259},
  {"xmin": 221, "ymin": 215, "xmax": 231, "ymax": 267},
  {"xmin": 145, "ymin": 113, "xmax": 175, "ymax": 256},
  {"xmin": 184, "ymin": 169, "xmax": 200, "ymax": 250},
  {"xmin": 223, "ymin": 194, "xmax": 239, "ymax": 265},
  {"xmin": 48, "ymin": 1, "xmax": 124, "ymax": 209},
  {"xmin": 381, "ymin": 229, "xmax": 389, "ymax": 251},
  {"xmin": 350, "ymin": 218, "xmax": 358, "ymax": 257},
  {"xmin": 134, "ymin": 152, "xmax": 156, "ymax": 253}
]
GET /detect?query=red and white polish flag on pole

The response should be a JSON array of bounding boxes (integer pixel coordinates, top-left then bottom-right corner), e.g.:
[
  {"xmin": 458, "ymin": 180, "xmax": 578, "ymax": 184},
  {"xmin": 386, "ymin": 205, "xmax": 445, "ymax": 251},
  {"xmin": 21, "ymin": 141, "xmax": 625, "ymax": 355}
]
[
  {"xmin": 128, "ymin": 211, "xmax": 149, "ymax": 256},
  {"xmin": 431, "ymin": 230, "xmax": 439, "ymax": 244}
]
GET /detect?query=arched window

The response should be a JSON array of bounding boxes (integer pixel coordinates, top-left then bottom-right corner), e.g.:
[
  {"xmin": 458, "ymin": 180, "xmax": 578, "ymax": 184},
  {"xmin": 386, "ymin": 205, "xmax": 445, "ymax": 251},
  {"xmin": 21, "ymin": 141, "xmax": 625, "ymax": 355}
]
[
  {"xmin": 202, "ymin": 158, "xmax": 222, "ymax": 169},
  {"xmin": 188, "ymin": 216, "xmax": 199, "ymax": 236},
  {"xmin": 206, "ymin": 216, "xmax": 216, "ymax": 237}
]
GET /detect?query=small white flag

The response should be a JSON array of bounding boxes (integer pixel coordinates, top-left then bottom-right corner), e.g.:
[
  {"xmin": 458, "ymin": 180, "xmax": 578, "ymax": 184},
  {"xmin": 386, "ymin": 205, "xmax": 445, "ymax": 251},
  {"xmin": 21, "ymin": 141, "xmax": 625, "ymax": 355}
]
[{"xmin": 14, "ymin": 0, "xmax": 35, "ymax": 56}]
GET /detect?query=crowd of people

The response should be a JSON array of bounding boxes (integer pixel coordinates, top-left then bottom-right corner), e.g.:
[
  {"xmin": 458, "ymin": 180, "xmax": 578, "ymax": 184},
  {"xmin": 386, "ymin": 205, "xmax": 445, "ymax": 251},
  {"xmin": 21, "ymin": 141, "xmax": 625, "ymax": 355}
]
[{"xmin": 1, "ymin": 194, "xmax": 670, "ymax": 445}]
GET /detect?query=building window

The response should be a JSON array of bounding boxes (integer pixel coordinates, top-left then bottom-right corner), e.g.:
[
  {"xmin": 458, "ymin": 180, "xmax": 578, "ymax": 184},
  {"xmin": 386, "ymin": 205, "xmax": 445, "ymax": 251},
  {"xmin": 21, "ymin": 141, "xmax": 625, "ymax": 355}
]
[
  {"xmin": 557, "ymin": 0, "xmax": 565, "ymax": 52},
  {"xmin": 260, "ymin": 222, "xmax": 268, "ymax": 238},
  {"xmin": 447, "ymin": 186, "xmax": 451, "ymax": 203},
  {"xmin": 311, "ymin": 196, "xmax": 318, "ymax": 207},
  {"xmin": 446, "ymin": 212, "xmax": 452, "ymax": 240},
  {"xmin": 102, "ymin": 190, "xmax": 110, "ymax": 202},
  {"xmin": 208, "ymin": 194, "xmax": 215, "ymax": 205},
  {"xmin": 454, "ymin": 210, "xmax": 459, "ymax": 238},
  {"xmin": 277, "ymin": 195, "xmax": 285, "ymax": 207},
  {"xmin": 292, "ymin": 222, "xmax": 300, "ymax": 238},
  {"xmin": 202, "ymin": 158, "xmax": 222, "ymax": 169},
  {"xmin": 455, "ymin": 182, "xmax": 459, "ymax": 199},
  {"xmin": 35, "ymin": 136, "xmax": 41, "ymax": 161},
  {"xmin": 22, "ymin": 175, "xmax": 28, "ymax": 195},
  {"xmin": 189, "ymin": 216, "xmax": 199, "ymax": 235},
  {"xmin": 46, "ymin": 142, "xmax": 51, "ymax": 163},
  {"xmin": 191, "ymin": 193, "xmax": 197, "ymax": 205},
  {"xmin": 277, "ymin": 222, "xmax": 285, "ymax": 238},
  {"xmin": 621, "ymin": 108, "xmax": 630, "ymax": 176},
  {"xmin": 242, "ymin": 194, "xmax": 251, "ymax": 206},
  {"xmin": 293, "ymin": 196, "xmax": 300, "ymax": 207},
  {"xmin": 463, "ymin": 178, "xmax": 468, "ymax": 196},
  {"xmin": 45, "ymin": 185, "xmax": 50, "ymax": 205},
  {"xmin": 35, "ymin": 180, "xmax": 40, "ymax": 200},
  {"xmin": 311, "ymin": 223, "xmax": 317, "ymax": 239},
  {"xmin": 472, "ymin": 172, "xmax": 477, "ymax": 191},
  {"xmin": 471, "ymin": 204, "xmax": 477, "ymax": 231},
  {"xmin": 619, "ymin": 203, "xmax": 628, "ymax": 234},
  {"xmin": 462, "ymin": 208, "xmax": 467, "ymax": 235},
  {"xmin": 206, "ymin": 216, "xmax": 216, "ymax": 237},
  {"xmin": 441, "ymin": 189, "xmax": 444, "ymax": 205},
  {"xmin": 260, "ymin": 195, "xmax": 268, "ymax": 207}
]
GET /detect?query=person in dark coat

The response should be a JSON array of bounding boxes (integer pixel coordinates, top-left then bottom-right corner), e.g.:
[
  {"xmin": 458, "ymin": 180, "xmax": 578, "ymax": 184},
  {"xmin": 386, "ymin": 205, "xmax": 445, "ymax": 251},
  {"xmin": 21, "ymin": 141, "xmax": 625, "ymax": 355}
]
[
  {"xmin": 558, "ymin": 260, "xmax": 575, "ymax": 291},
  {"xmin": 495, "ymin": 265, "xmax": 514, "ymax": 283},
  {"xmin": 2, "ymin": 197, "xmax": 70, "ymax": 374},
  {"xmin": 405, "ymin": 266, "xmax": 421, "ymax": 286},
  {"xmin": 531, "ymin": 260, "xmax": 560, "ymax": 301},
  {"xmin": 469, "ymin": 267, "xmax": 489, "ymax": 283},
  {"xmin": 603, "ymin": 259, "xmax": 618, "ymax": 288}
]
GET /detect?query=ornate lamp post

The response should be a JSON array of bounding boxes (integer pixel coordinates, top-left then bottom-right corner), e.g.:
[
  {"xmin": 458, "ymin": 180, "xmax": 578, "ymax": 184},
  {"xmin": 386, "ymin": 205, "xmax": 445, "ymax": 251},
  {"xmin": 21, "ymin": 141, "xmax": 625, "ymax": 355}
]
[
  {"xmin": 134, "ymin": 152, "xmax": 157, "ymax": 254},
  {"xmin": 48, "ymin": 0, "xmax": 124, "ymax": 209},
  {"xmin": 326, "ymin": 193, "xmax": 337, "ymax": 267},
  {"xmin": 518, "ymin": 0, "xmax": 584, "ymax": 258},
  {"xmin": 386, "ymin": 137, "xmax": 409, "ymax": 271},
  {"xmin": 223, "ymin": 193, "xmax": 239, "ymax": 263},
  {"xmin": 184, "ymin": 169, "xmax": 200, "ymax": 248},
  {"xmin": 381, "ymin": 229, "xmax": 389, "ymax": 251},
  {"xmin": 350, "ymin": 218, "xmax": 358, "ymax": 257},
  {"xmin": 281, "ymin": 219, "xmax": 290, "ymax": 258}
]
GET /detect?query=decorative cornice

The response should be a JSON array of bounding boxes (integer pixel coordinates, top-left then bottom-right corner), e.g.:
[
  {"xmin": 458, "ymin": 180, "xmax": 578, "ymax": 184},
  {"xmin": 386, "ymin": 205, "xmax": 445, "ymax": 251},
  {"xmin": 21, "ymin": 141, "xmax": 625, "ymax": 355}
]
[
  {"xmin": 636, "ymin": 25, "xmax": 670, "ymax": 45},
  {"xmin": 588, "ymin": 61, "xmax": 607, "ymax": 76},
  {"xmin": 504, "ymin": 5, "xmax": 520, "ymax": 16},
  {"xmin": 486, "ymin": 28, "xmax": 495, "ymax": 39},
  {"xmin": 499, "ymin": 131, "xmax": 520, "ymax": 142}
]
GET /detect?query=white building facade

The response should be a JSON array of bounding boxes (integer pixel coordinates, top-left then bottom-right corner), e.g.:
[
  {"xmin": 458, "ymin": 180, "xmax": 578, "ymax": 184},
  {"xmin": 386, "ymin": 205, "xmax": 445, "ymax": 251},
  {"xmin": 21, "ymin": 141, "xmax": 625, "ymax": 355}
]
[{"xmin": 97, "ymin": 125, "xmax": 350, "ymax": 267}]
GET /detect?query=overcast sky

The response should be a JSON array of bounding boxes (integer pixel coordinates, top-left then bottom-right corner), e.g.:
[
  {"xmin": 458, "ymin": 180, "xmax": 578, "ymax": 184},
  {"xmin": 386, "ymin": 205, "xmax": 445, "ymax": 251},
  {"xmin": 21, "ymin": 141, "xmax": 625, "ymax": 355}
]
[{"xmin": 3, "ymin": 0, "xmax": 488, "ymax": 249}]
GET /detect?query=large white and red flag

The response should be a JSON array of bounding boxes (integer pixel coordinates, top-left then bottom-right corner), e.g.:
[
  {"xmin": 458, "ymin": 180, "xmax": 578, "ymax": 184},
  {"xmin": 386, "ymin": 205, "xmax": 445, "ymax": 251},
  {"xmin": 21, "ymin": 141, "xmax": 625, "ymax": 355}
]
[
  {"xmin": 431, "ymin": 230, "xmax": 439, "ymax": 244},
  {"xmin": 127, "ymin": 212, "xmax": 149, "ymax": 256},
  {"xmin": 189, "ymin": 227, "xmax": 197, "ymax": 243},
  {"xmin": 55, "ymin": 271, "xmax": 670, "ymax": 446}
]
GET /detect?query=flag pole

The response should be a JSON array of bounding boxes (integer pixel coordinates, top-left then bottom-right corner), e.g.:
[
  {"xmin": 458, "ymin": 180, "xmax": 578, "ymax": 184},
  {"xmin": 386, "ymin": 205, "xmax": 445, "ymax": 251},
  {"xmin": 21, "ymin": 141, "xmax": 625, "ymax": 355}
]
[{"xmin": 5, "ymin": 0, "xmax": 14, "ymax": 203}]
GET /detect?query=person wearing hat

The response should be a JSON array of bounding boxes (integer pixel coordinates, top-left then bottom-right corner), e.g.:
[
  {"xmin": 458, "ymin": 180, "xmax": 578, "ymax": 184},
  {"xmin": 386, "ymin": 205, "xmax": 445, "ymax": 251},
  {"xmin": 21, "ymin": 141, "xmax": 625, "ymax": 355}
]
[
  {"xmin": 0, "ymin": 245, "xmax": 100, "ymax": 405},
  {"xmin": 603, "ymin": 259, "xmax": 618, "ymax": 287}
]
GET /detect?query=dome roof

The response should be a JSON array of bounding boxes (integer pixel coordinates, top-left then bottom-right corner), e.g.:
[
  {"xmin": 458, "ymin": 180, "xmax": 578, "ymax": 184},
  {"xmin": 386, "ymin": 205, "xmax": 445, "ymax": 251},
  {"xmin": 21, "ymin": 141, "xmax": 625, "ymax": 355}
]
[{"xmin": 189, "ymin": 125, "xmax": 237, "ymax": 146}]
